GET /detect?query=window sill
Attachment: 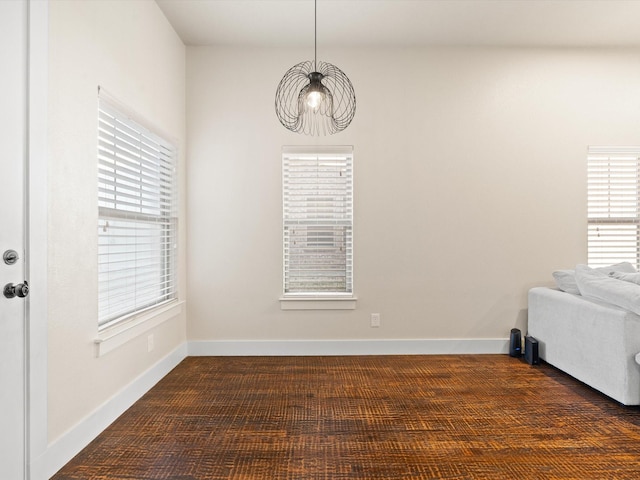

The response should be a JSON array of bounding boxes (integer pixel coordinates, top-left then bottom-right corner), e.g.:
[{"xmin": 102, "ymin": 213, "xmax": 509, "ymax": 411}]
[
  {"xmin": 279, "ymin": 295, "xmax": 357, "ymax": 310},
  {"xmin": 94, "ymin": 300, "xmax": 184, "ymax": 357}
]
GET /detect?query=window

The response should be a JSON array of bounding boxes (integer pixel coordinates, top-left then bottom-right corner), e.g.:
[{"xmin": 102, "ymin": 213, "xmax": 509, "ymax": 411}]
[
  {"xmin": 587, "ymin": 146, "xmax": 640, "ymax": 269},
  {"xmin": 97, "ymin": 97, "xmax": 178, "ymax": 328},
  {"xmin": 282, "ymin": 146, "xmax": 353, "ymax": 297}
]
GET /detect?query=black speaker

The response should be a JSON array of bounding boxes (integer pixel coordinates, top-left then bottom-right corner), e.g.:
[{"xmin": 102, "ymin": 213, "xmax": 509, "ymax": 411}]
[
  {"xmin": 525, "ymin": 336, "xmax": 539, "ymax": 365},
  {"xmin": 509, "ymin": 328, "xmax": 522, "ymax": 357}
]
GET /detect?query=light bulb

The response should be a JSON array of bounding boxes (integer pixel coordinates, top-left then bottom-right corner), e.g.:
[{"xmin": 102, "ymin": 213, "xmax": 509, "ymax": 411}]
[
  {"xmin": 306, "ymin": 90, "xmax": 324, "ymax": 109},
  {"xmin": 305, "ymin": 72, "xmax": 326, "ymax": 111}
]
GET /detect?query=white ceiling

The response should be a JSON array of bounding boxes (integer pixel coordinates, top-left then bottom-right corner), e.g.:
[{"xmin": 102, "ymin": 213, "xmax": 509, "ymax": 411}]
[{"xmin": 156, "ymin": 0, "xmax": 640, "ymax": 48}]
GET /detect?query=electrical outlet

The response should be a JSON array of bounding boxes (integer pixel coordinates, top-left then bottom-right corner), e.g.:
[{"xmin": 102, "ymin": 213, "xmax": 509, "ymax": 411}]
[
  {"xmin": 371, "ymin": 313, "xmax": 381, "ymax": 328},
  {"xmin": 147, "ymin": 334, "xmax": 154, "ymax": 352}
]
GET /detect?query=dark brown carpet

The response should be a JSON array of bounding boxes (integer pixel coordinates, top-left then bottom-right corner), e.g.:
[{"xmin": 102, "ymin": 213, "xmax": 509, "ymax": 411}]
[{"xmin": 53, "ymin": 355, "xmax": 640, "ymax": 479}]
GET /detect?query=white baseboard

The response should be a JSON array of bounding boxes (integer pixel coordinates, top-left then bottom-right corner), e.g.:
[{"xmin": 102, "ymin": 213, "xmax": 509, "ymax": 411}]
[
  {"xmin": 34, "ymin": 343, "xmax": 188, "ymax": 480},
  {"xmin": 188, "ymin": 338, "xmax": 509, "ymax": 356}
]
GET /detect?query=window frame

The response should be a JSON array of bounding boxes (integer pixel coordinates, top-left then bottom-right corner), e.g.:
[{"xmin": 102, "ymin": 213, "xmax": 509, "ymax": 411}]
[
  {"xmin": 280, "ymin": 145, "xmax": 356, "ymax": 310},
  {"xmin": 587, "ymin": 145, "xmax": 640, "ymax": 269},
  {"xmin": 97, "ymin": 95, "xmax": 179, "ymax": 329}
]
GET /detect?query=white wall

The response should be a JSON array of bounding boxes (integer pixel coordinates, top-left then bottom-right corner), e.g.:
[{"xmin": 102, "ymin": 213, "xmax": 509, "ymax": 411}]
[
  {"xmin": 186, "ymin": 46, "xmax": 640, "ymax": 344},
  {"xmin": 48, "ymin": 0, "xmax": 186, "ymax": 444}
]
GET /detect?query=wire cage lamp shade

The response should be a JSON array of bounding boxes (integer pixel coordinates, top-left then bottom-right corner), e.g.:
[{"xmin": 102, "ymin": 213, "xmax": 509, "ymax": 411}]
[
  {"xmin": 275, "ymin": 60, "xmax": 356, "ymax": 136},
  {"xmin": 274, "ymin": 1, "xmax": 356, "ymax": 136}
]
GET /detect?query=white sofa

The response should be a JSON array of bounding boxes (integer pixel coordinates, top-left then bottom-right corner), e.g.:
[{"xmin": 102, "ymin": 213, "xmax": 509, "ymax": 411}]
[{"xmin": 528, "ymin": 281, "xmax": 640, "ymax": 406}]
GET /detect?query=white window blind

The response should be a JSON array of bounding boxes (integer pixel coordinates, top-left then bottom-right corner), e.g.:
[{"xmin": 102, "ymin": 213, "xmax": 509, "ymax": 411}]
[
  {"xmin": 587, "ymin": 146, "xmax": 640, "ymax": 269},
  {"xmin": 283, "ymin": 146, "xmax": 353, "ymax": 295},
  {"xmin": 98, "ymin": 98, "xmax": 178, "ymax": 328}
]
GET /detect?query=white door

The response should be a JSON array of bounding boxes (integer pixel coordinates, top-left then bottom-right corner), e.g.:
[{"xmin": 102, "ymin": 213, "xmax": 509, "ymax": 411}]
[{"xmin": 0, "ymin": 1, "xmax": 29, "ymax": 479}]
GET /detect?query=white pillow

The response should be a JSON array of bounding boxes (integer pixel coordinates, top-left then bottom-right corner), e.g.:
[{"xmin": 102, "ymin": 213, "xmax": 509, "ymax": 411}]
[
  {"xmin": 609, "ymin": 271, "xmax": 640, "ymax": 285},
  {"xmin": 552, "ymin": 270, "xmax": 580, "ymax": 294},
  {"xmin": 552, "ymin": 262, "xmax": 636, "ymax": 294},
  {"xmin": 574, "ymin": 264, "xmax": 640, "ymax": 315},
  {"xmin": 597, "ymin": 261, "xmax": 637, "ymax": 276}
]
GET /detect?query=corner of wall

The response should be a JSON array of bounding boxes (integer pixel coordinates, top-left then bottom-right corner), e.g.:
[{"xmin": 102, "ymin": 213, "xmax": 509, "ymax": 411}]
[{"xmin": 35, "ymin": 343, "xmax": 188, "ymax": 479}]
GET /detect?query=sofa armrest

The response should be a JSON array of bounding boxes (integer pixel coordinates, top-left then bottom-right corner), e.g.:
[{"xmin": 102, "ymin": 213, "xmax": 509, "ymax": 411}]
[{"xmin": 528, "ymin": 287, "xmax": 640, "ymax": 405}]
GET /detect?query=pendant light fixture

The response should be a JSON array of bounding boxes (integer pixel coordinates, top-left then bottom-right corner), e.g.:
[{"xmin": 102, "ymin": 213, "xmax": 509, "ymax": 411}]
[{"xmin": 275, "ymin": 0, "xmax": 356, "ymax": 136}]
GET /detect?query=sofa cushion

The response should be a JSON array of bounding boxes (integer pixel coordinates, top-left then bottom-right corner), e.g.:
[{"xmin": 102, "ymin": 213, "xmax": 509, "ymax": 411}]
[
  {"xmin": 553, "ymin": 262, "xmax": 636, "ymax": 294},
  {"xmin": 575, "ymin": 264, "xmax": 640, "ymax": 316}
]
